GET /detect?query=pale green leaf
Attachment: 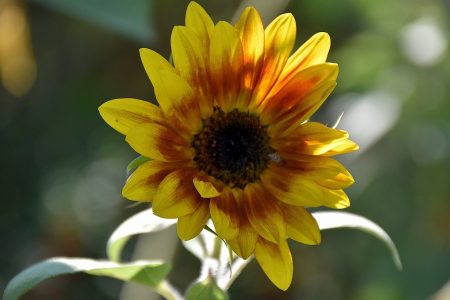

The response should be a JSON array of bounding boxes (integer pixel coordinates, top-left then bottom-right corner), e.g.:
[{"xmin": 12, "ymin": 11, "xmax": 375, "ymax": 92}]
[
  {"xmin": 185, "ymin": 278, "xmax": 229, "ymax": 300},
  {"xmin": 107, "ymin": 208, "xmax": 176, "ymax": 262},
  {"xmin": 3, "ymin": 258, "xmax": 170, "ymax": 300},
  {"xmin": 312, "ymin": 211, "xmax": 402, "ymax": 270},
  {"xmin": 126, "ymin": 156, "xmax": 151, "ymax": 177}
]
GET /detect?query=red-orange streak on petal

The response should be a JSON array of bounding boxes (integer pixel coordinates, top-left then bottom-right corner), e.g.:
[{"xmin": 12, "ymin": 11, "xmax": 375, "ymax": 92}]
[
  {"xmin": 126, "ymin": 122, "xmax": 194, "ymax": 162},
  {"xmin": 166, "ymin": 97, "xmax": 203, "ymax": 138},
  {"xmin": 152, "ymin": 168, "xmax": 203, "ymax": 218},
  {"xmin": 122, "ymin": 160, "xmax": 183, "ymax": 201},
  {"xmin": 262, "ymin": 63, "xmax": 338, "ymax": 125},
  {"xmin": 235, "ymin": 7, "xmax": 265, "ymax": 107},
  {"xmin": 209, "ymin": 22, "xmax": 244, "ymax": 111},
  {"xmin": 243, "ymin": 184, "xmax": 286, "ymax": 243},
  {"xmin": 252, "ymin": 13, "xmax": 296, "ymax": 110},
  {"xmin": 280, "ymin": 155, "xmax": 354, "ymax": 186},
  {"xmin": 226, "ymin": 189, "xmax": 258, "ymax": 259},
  {"xmin": 210, "ymin": 188, "xmax": 240, "ymax": 240}
]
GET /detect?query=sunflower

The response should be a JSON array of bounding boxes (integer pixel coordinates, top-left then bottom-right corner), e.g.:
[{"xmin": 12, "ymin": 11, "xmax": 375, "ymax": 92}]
[{"xmin": 99, "ymin": 1, "xmax": 357, "ymax": 290}]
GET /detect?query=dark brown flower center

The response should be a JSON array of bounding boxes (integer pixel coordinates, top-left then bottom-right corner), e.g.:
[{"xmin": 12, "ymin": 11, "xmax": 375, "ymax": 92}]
[{"xmin": 192, "ymin": 107, "xmax": 273, "ymax": 189}]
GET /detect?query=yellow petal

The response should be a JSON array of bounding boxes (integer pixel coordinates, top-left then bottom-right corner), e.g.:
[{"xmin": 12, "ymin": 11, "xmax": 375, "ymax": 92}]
[
  {"xmin": 321, "ymin": 188, "xmax": 350, "ymax": 209},
  {"xmin": 98, "ymin": 98, "xmax": 163, "ymax": 135},
  {"xmin": 125, "ymin": 123, "xmax": 192, "ymax": 161},
  {"xmin": 262, "ymin": 63, "xmax": 338, "ymax": 128},
  {"xmin": 122, "ymin": 160, "xmax": 174, "ymax": 201},
  {"xmin": 139, "ymin": 48, "xmax": 194, "ymax": 112},
  {"xmin": 210, "ymin": 189, "xmax": 239, "ymax": 240},
  {"xmin": 262, "ymin": 164, "xmax": 348, "ymax": 208},
  {"xmin": 274, "ymin": 122, "xmax": 357, "ymax": 156},
  {"xmin": 262, "ymin": 171, "xmax": 324, "ymax": 207},
  {"xmin": 300, "ymin": 123, "xmax": 349, "ymax": 155},
  {"xmin": 323, "ymin": 139, "xmax": 359, "ymax": 156},
  {"xmin": 152, "ymin": 169, "xmax": 201, "ymax": 218},
  {"xmin": 292, "ymin": 156, "xmax": 355, "ymax": 189},
  {"xmin": 209, "ymin": 21, "xmax": 244, "ymax": 109},
  {"xmin": 177, "ymin": 200, "xmax": 210, "ymax": 240},
  {"xmin": 254, "ymin": 238, "xmax": 293, "ymax": 291},
  {"xmin": 171, "ymin": 26, "xmax": 206, "ymax": 82},
  {"xmin": 280, "ymin": 204, "xmax": 321, "ymax": 245},
  {"xmin": 243, "ymin": 184, "xmax": 286, "ymax": 243},
  {"xmin": 193, "ymin": 177, "xmax": 221, "ymax": 198},
  {"xmin": 235, "ymin": 7, "xmax": 264, "ymax": 90},
  {"xmin": 252, "ymin": 13, "xmax": 296, "ymax": 108},
  {"xmin": 282, "ymin": 32, "xmax": 331, "ymax": 80},
  {"xmin": 185, "ymin": 1, "xmax": 214, "ymax": 39},
  {"xmin": 273, "ymin": 80, "xmax": 337, "ymax": 139},
  {"xmin": 227, "ymin": 219, "xmax": 258, "ymax": 259}
]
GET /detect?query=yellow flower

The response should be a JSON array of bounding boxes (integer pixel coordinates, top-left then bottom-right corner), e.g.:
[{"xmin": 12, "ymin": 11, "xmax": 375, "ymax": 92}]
[{"xmin": 99, "ymin": 2, "xmax": 358, "ymax": 290}]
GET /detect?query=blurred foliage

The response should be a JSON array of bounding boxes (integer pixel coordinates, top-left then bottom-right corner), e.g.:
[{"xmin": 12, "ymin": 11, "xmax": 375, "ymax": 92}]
[
  {"xmin": 0, "ymin": 0, "xmax": 449, "ymax": 299},
  {"xmin": 30, "ymin": 0, "xmax": 155, "ymax": 43}
]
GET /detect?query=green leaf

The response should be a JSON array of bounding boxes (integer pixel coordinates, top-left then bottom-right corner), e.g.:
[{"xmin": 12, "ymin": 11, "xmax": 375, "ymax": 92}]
[
  {"xmin": 185, "ymin": 278, "xmax": 229, "ymax": 300},
  {"xmin": 107, "ymin": 208, "xmax": 176, "ymax": 262},
  {"xmin": 30, "ymin": 0, "xmax": 155, "ymax": 42},
  {"xmin": 127, "ymin": 156, "xmax": 151, "ymax": 177},
  {"xmin": 3, "ymin": 258, "xmax": 170, "ymax": 300},
  {"xmin": 312, "ymin": 211, "xmax": 402, "ymax": 270}
]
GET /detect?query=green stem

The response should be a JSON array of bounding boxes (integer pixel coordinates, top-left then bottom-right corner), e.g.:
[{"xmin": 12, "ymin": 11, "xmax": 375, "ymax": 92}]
[{"xmin": 154, "ymin": 280, "xmax": 182, "ymax": 300}]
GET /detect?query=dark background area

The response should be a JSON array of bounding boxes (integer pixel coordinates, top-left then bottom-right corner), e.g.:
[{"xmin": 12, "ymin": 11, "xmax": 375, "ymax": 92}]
[{"xmin": 1, "ymin": 0, "xmax": 449, "ymax": 299}]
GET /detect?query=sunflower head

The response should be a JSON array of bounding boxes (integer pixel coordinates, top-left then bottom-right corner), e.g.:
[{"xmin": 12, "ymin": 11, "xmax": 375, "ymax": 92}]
[{"xmin": 99, "ymin": 1, "xmax": 358, "ymax": 290}]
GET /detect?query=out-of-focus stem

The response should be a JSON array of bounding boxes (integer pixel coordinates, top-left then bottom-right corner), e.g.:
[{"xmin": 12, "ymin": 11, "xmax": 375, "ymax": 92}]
[
  {"xmin": 154, "ymin": 280, "xmax": 183, "ymax": 300},
  {"xmin": 219, "ymin": 256, "xmax": 254, "ymax": 290},
  {"xmin": 211, "ymin": 236, "xmax": 222, "ymax": 260},
  {"xmin": 119, "ymin": 227, "xmax": 178, "ymax": 300}
]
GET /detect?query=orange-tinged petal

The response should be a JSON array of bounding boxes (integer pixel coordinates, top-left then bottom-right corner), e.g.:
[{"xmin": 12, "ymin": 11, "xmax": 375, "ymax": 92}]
[
  {"xmin": 243, "ymin": 184, "xmax": 286, "ymax": 243},
  {"xmin": 209, "ymin": 21, "xmax": 244, "ymax": 110},
  {"xmin": 262, "ymin": 63, "xmax": 338, "ymax": 127},
  {"xmin": 252, "ymin": 13, "xmax": 296, "ymax": 109},
  {"xmin": 284, "ymin": 155, "xmax": 355, "ymax": 189},
  {"xmin": 262, "ymin": 164, "xmax": 349, "ymax": 208},
  {"xmin": 235, "ymin": 7, "xmax": 264, "ymax": 94},
  {"xmin": 226, "ymin": 189, "xmax": 258, "ymax": 258},
  {"xmin": 152, "ymin": 169, "xmax": 202, "ymax": 218},
  {"xmin": 269, "ymin": 80, "xmax": 337, "ymax": 138},
  {"xmin": 274, "ymin": 122, "xmax": 355, "ymax": 156},
  {"xmin": 185, "ymin": 1, "xmax": 214, "ymax": 39},
  {"xmin": 122, "ymin": 160, "xmax": 177, "ymax": 201},
  {"xmin": 98, "ymin": 98, "xmax": 163, "ymax": 135},
  {"xmin": 210, "ymin": 189, "xmax": 239, "ymax": 240},
  {"xmin": 323, "ymin": 139, "xmax": 359, "ymax": 156},
  {"xmin": 125, "ymin": 123, "xmax": 193, "ymax": 162},
  {"xmin": 262, "ymin": 171, "xmax": 324, "ymax": 207},
  {"xmin": 177, "ymin": 200, "xmax": 210, "ymax": 240},
  {"xmin": 254, "ymin": 238, "xmax": 293, "ymax": 291},
  {"xmin": 282, "ymin": 32, "xmax": 331, "ymax": 81},
  {"xmin": 193, "ymin": 177, "xmax": 221, "ymax": 198},
  {"xmin": 280, "ymin": 203, "xmax": 321, "ymax": 245},
  {"xmin": 140, "ymin": 48, "xmax": 194, "ymax": 112},
  {"xmin": 227, "ymin": 220, "xmax": 258, "ymax": 259}
]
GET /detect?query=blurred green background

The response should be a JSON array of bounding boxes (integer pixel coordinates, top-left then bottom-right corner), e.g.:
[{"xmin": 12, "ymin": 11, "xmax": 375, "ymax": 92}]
[{"xmin": 1, "ymin": 0, "xmax": 449, "ymax": 299}]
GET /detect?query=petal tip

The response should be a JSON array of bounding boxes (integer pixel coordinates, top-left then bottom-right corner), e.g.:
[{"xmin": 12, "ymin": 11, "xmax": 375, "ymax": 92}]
[{"xmin": 193, "ymin": 177, "xmax": 221, "ymax": 198}]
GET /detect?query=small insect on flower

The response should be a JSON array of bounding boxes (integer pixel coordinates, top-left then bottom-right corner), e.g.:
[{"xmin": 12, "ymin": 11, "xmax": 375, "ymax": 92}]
[{"xmin": 99, "ymin": 1, "xmax": 358, "ymax": 290}]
